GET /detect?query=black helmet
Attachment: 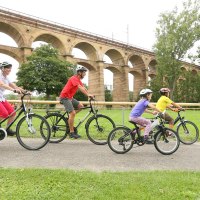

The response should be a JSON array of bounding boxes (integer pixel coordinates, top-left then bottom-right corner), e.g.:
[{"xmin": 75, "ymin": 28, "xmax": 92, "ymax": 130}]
[
  {"xmin": 0, "ymin": 61, "xmax": 12, "ymax": 69},
  {"xmin": 76, "ymin": 66, "xmax": 87, "ymax": 72}
]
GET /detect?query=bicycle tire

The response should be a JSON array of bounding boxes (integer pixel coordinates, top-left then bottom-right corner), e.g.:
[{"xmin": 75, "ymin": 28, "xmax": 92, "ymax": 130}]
[
  {"xmin": 16, "ymin": 113, "xmax": 50, "ymax": 150},
  {"xmin": 154, "ymin": 128, "xmax": 180, "ymax": 155},
  {"xmin": 177, "ymin": 120, "xmax": 199, "ymax": 145},
  {"xmin": 107, "ymin": 126, "xmax": 134, "ymax": 154},
  {"xmin": 44, "ymin": 113, "xmax": 68, "ymax": 143},
  {"xmin": 85, "ymin": 114, "xmax": 116, "ymax": 145}
]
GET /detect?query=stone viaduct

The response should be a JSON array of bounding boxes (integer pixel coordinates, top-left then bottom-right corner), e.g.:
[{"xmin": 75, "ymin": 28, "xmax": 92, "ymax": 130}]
[{"xmin": 0, "ymin": 7, "xmax": 199, "ymax": 101}]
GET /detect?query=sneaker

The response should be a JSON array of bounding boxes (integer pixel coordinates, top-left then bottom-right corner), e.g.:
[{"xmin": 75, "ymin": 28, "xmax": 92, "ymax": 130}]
[
  {"xmin": 146, "ymin": 138, "xmax": 154, "ymax": 144},
  {"xmin": 69, "ymin": 132, "xmax": 81, "ymax": 139},
  {"xmin": 6, "ymin": 129, "xmax": 16, "ymax": 136}
]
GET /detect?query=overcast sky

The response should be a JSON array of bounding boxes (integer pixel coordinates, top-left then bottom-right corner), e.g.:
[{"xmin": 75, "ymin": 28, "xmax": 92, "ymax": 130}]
[{"xmin": 0, "ymin": 0, "xmax": 184, "ymax": 85}]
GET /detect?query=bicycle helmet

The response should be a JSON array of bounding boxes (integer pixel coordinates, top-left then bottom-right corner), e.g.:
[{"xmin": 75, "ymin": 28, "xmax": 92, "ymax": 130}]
[
  {"xmin": 160, "ymin": 88, "xmax": 170, "ymax": 93},
  {"xmin": 0, "ymin": 61, "xmax": 12, "ymax": 69},
  {"xmin": 76, "ymin": 66, "xmax": 87, "ymax": 72},
  {"xmin": 139, "ymin": 88, "xmax": 153, "ymax": 96}
]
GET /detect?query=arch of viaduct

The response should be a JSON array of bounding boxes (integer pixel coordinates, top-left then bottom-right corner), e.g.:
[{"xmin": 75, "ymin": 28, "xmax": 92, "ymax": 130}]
[{"xmin": 0, "ymin": 7, "xmax": 199, "ymax": 101}]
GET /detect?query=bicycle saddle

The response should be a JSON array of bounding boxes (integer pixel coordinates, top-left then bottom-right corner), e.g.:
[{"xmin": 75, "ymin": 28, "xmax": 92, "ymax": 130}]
[{"xmin": 128, "ymin": 121, "xmax": 139, "ymax": 128}]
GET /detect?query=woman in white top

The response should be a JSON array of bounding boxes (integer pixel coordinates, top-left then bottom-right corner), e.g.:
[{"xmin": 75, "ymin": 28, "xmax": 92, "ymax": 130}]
[{"xmin": 0, "ymin": 61, "xmax": 24, "ymax": 136}]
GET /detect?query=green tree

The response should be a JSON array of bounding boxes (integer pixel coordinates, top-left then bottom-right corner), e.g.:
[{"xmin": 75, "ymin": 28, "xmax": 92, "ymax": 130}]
[
  {"xmin": 17, "ymin": 44, "xmax": 74, "ymax": 98},
  {"xmin": 105, "ymin": 86, "xmax": 112, "ymax": 102},
  {"xmin": 151, "ymin": 0, "xmax": 200, "ymax": 100},
  {"xmin": 129, "ymin": 91, "xmax": 133, "ymax": 102},
  {"xmin": 176, "ymin": 70, "xmax": 200, "ymax": 102}
]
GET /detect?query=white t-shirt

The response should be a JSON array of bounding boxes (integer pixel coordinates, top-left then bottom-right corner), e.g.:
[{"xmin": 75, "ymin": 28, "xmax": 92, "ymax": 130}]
[{"xmin": 0, "ymin": 71, "xmax": 11, "ymax": 102}]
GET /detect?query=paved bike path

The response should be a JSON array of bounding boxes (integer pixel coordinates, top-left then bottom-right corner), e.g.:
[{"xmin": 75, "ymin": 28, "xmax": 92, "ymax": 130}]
[{"xmin": 0, "ymin": 138, "xmax": 200, "ymax": 171}]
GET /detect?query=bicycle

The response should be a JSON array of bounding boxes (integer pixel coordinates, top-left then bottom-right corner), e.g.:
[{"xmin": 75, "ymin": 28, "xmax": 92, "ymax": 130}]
[
  {"xmin": 107, "ymin": 113, "xmax": 180, "ymax": 155},
  {"xmin": 164, "ymin": 109, "xmax": 199, "ymax": 145},
  {"xmin": 44, "ymin": 97, "xmax": 116, "ymax": 145},
  {"xmin": 0, "ymin": 91, "xmax": 51, "ymax": 150}
]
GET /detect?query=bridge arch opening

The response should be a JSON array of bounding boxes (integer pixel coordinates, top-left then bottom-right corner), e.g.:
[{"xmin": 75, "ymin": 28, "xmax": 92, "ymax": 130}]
[
  {"xmin": 73, "ymin": 42, "xmax": 97, "ymax": 61},
  {"xmin": 32, "ymin": 41, "xmax": 47, "ymax": 49},
  {"xmin": 72, "ymin": 48, "xmax": 87, "ymax": 59},
  {"xmin": 103, "ymin": 54, "xmax": 113, "ymax": 91},
  {"xmin": 128, "ymin": 55, "xmax": 145, "ymax": 69},
  {"xmin": 148, "ymin": 59, "xmax": 157, "ymax": 80},
  {"xmin": 128, "ymin": 73, "xmax": 134, "ymax": 92},
  {"xmin": 0, "ymin": 22, "xmax": 24, "ymax": 47},
  {"xmin": 105, "ymin": 49, "xmax": 125, "ymax": 66},
  {"xmin": 33, "ymin": 34, "xmax": 66, "ymax": 55},
  {"xmin": 0, "ymin": 32, "xmax": 17, "ymax": 47},
  {"xmin": 0, "ymin": 33, "xmax": 19, "ymax": 57}
]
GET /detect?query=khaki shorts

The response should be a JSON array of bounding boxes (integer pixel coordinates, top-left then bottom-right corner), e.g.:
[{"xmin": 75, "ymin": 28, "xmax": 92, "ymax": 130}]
[
  {"xmin": 162, "ymin": 112, "xmax": 174, "ymax": 124},
  {"xmin": 60, "ymin": 98, "xmax": 80, "ymax": 113}
]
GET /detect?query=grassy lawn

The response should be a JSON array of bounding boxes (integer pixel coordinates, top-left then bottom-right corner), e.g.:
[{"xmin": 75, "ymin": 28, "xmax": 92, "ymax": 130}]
[{"xmin": 0, "ymin": 169, "xmax": 200, "ymax": 200}]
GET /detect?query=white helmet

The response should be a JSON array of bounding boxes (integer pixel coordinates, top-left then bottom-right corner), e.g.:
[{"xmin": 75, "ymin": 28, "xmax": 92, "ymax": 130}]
[
  {"xmin": 76, "ymin": 66, "xmax": 87, "ymax": 72},
  {"xmin": 0, "ymin": 61, "xmax": 12, "ymax": 69},
  {"xmin": 139, "ymin": 88, "xmax": 153, "ymax": 96}
]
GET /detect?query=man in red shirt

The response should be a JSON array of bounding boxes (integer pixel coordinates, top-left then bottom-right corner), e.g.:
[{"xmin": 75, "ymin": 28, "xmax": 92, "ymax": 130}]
[{"xmin": 60, "ymin": 66, "xmax": 94, "ymax": 139}]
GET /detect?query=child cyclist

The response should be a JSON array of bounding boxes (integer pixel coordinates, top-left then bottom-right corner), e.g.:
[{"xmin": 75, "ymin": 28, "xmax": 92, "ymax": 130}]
[
  {"xmin": 129, "ymin": 88, "xmax": 161, "ymax": 142},
  {"xmin": 156, "ymin": 88, "xmax": 183, "ymax": 129}
]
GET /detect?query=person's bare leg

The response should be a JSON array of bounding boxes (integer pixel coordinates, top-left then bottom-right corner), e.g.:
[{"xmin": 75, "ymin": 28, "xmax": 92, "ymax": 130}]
[
  {"xmin": 68, "ymin": 110, "xmax": 81, "ymax": 139},
  {"xmin": 6, "ymin": 115, "xmax": 15, "ymax": 128},
  {"xmin": 68, "ymin": 110, "xmax": 76, "ymax": 133}
]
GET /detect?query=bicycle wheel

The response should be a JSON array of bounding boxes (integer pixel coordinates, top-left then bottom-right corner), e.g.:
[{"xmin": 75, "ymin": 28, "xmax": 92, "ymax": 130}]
[
  {"xmin": 44, "ymin": 113, "xmax": 68, "ymax": 143},
  {"xmin": 86, "ymin": 114, "xmax": 116, "ymax": 145},
  {"xmin": 108, "ymin": 127, "xmax": 134, "ymax": 154},
  {"xmin": 177, "ymin": 120, "xmax": 199, "ymax": 145},
  {"xmin": 154, "ymin": 128, "xmax": 180, "ymax": 155},
  {"xmin": 16, "ymin": 113, "xmax": 50, "ymax": 150}
]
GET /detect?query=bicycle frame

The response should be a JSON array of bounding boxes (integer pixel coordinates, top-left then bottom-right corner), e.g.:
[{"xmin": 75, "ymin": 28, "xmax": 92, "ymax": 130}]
[
  {"xmin": 47, "ymin": 98, "xmax": 98, "ymax": 130},
  {"xmin": 163, "ymin": 110, "xmax": 185, "ymax": 126},
  {"xmin": 173, "ymin": 111, "xmax": 184, "ymax": 125}
]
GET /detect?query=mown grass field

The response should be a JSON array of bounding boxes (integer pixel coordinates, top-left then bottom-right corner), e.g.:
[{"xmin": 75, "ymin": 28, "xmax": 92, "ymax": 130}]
[{"xmin": 1, "ymin": 169, "xmax": 200, "ymax": 200}]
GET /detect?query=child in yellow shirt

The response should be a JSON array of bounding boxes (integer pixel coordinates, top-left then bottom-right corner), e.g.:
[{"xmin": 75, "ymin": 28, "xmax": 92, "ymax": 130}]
[{"xmin": 156, "ymin": 88, "xmax": 183, "ymax": 129}]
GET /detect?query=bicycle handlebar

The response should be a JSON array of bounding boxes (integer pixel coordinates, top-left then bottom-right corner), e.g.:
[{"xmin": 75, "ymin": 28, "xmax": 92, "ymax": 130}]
[
  {"xmin": 88, "ymin": 95, "xmax": 95, "ymax": 101},
  {"xmin": 20, "ymin": 90, "xmax": 31, "ymax": 100},
  {"xmin": 177, "ymin": 108, "xmax": 185, "ymax": 112}
]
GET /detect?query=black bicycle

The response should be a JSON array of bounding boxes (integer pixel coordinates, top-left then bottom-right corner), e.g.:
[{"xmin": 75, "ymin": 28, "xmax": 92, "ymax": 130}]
[
  {"xmin": 44, "ymin": 98, "xmax": 116, "ymax": 145},
  {"xmin": 0, "ymin": 91, "xmax": 51, "ymax": 150},
  {"xmin": 107, "ymin": 113, "xmax": 180, "ymax": 155},
  {"xmin": 164, "ymin": 109, "xmax": 199, "ymax": 145}
]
